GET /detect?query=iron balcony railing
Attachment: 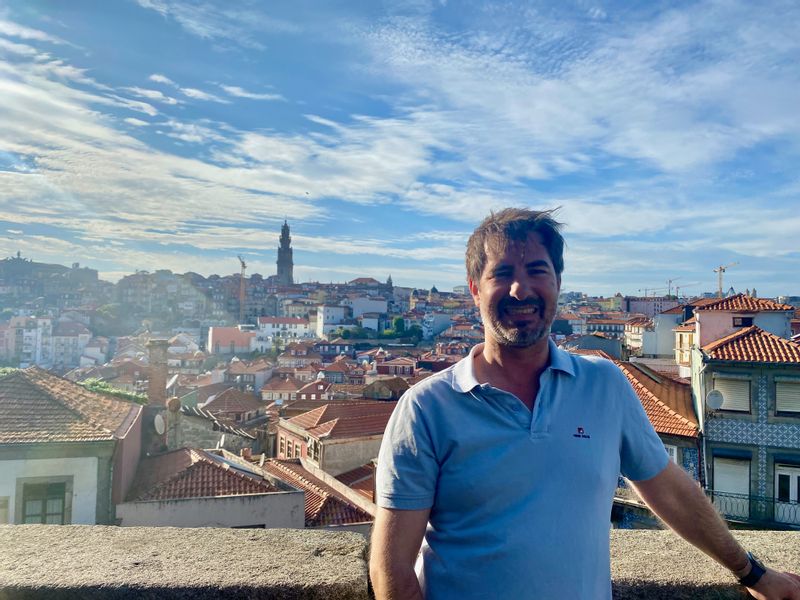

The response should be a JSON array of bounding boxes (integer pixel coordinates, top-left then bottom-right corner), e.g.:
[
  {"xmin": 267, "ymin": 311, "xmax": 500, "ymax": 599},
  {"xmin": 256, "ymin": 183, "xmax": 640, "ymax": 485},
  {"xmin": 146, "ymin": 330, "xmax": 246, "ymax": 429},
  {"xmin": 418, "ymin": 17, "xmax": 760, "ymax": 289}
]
[{"xmin": 706, "ymin": 489, "xmax": 800, "ymax": 528}]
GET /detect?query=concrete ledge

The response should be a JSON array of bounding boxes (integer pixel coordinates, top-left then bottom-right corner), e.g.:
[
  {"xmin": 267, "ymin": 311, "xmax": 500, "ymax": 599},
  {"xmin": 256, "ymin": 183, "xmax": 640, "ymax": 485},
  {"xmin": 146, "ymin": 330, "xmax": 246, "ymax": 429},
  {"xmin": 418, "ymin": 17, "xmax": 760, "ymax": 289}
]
[
  {"xmin": 1, "ymin": 526, "xmax": 798, "ymax": 599},
  {"xmin": 0, "ymin": 525, "xmax": 368, "ymax": 600},
  {"xmin": 611, "ymin": 530, "xmax": 800, "ymax": 599}
]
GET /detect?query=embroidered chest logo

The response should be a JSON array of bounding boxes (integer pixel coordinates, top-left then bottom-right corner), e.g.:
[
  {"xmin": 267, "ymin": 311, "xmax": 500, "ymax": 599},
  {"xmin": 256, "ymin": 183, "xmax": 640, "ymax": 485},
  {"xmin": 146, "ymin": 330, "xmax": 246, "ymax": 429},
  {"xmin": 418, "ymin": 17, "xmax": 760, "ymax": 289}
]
[{"xmin": 573, "ymin": 426, "xmax": 591, "ymax": 439}]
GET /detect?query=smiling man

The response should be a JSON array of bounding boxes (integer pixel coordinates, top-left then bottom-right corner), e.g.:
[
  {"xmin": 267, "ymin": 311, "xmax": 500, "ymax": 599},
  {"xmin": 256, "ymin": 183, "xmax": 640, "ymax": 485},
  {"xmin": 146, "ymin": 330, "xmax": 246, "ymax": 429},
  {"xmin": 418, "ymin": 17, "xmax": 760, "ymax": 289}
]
[{"xmin": 370, "ymin": 208, "xmax": 800, "ymax": 599}]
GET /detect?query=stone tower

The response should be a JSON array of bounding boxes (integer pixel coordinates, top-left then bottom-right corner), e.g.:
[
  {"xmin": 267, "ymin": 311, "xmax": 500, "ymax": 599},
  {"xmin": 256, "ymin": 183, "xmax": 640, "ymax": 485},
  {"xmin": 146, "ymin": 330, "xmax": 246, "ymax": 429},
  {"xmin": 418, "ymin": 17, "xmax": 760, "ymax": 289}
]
[{"xmin": 276, "ymin": 220, "xmax": 294, "ymax": 286}]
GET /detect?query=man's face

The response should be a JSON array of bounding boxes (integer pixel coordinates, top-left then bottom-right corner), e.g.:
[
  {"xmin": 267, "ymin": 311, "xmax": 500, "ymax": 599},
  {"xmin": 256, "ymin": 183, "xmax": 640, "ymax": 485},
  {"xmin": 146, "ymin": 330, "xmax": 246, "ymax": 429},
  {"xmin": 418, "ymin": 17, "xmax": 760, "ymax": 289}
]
[{"xmin": 469, "ymin": 232, "xmax": 561, "ymax": 349}]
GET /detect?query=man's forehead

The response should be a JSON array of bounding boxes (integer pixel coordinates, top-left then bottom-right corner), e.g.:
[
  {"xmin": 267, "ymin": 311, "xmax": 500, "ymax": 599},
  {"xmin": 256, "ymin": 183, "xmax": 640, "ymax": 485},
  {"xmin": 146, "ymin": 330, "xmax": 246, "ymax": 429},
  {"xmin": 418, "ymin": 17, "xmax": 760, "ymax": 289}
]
[{"xmin": 483, "ymin": 232, "xmax": 550, "ymax": 264}]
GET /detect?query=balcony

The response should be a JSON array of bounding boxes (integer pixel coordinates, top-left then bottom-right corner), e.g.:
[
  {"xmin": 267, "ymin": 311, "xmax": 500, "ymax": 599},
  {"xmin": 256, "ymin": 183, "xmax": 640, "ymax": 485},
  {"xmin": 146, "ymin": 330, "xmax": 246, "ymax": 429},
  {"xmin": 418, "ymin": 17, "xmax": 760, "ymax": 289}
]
[
  {"xmin": 1, "ymin": 526, "xmax": 799, "ymax": 599},
  {"xmin": 709, "ymin": 490, "xmax": 800, "ymax": 528}
]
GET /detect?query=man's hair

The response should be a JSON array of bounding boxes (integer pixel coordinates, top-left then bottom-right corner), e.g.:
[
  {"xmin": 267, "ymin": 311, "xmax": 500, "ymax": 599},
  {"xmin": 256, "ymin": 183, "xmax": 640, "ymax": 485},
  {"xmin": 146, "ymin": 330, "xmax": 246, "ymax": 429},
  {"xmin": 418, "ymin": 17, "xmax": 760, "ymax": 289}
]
[{"xmin": 466, "ymin": 207, "xmax": 565, "ymax": 282}]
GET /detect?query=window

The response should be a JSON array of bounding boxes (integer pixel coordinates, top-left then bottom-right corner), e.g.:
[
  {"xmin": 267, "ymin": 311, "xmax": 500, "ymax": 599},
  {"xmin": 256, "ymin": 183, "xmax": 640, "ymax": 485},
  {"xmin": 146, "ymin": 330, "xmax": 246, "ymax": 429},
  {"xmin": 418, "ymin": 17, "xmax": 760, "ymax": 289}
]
[
  {"xmin": 714, "ymin": 377, "xmax": 751, "ymax": 412},
  {"xmin": 294, "ymin": 444, "xmax": 301, "ymax": 458},
  {"xmin": 287, "ymin": 439, "xmax": 293, "ymax": 457},
  {"xmin": 732, "ymin": 316, "xmax": 753, "ymax": 327},
  {"xmin": 775, "ymin": 464, "xmax": 800, "ymax": 526},
  {"xmin": 776, "ymin": 381, "xmax": 800, "ymax": 414},
  {"xmin": 22, "ymin": 483, "xmax": 66, "ymax": 524},
  {"xmin": 664, "ymin": 444, "xmax": 678, "ymax": 464},
  {"xmin": 279, "ymin": 436, "xmax": 285, "ymax": 456},
  {"xmin": 712, "ymin": 457, "xmax": 750, "ymax": 519}
]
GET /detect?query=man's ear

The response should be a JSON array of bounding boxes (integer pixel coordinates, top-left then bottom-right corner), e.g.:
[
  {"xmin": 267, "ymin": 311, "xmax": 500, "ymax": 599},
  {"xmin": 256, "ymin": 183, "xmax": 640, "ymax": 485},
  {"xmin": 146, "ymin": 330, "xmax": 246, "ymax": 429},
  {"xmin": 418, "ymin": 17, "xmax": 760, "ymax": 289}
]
[{"xmin": 468, "ymin": 278, "xmax": 480, "ymax": 307}]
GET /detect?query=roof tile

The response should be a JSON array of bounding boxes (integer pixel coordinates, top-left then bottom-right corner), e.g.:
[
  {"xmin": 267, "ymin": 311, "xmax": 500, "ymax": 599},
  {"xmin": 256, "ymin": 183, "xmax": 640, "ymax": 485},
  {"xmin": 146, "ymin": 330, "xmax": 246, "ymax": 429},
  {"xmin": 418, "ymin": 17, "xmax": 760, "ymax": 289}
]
[{"xmin": 702, "ymin": 326, "xmax": 800, "ymax": 363}]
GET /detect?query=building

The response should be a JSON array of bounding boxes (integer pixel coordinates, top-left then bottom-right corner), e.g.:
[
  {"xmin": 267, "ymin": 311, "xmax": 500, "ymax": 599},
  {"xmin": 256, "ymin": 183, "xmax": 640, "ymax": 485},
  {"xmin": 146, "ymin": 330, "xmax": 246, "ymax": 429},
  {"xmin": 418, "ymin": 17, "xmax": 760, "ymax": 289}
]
[
  {"xmin": 207, "ymin": 326, "xmax": 256, "ymax": 355},
  {"xmin": 0, "ymin": 367, "xmax": 142, "ymax": 524},
  {"xmin": 116, "ymin": 448, "xmax": 303, "ymax": 528},
  {"xmin": 276, "ymin": 221, "xmax": 294, "ymax": 286},
  {"xmin": 276, "ymin": 401, "xmax": 397, "ymax": 475},
  {"xmin": 692, "ymin": 326, "xmax": 800, "ymax": 527}
]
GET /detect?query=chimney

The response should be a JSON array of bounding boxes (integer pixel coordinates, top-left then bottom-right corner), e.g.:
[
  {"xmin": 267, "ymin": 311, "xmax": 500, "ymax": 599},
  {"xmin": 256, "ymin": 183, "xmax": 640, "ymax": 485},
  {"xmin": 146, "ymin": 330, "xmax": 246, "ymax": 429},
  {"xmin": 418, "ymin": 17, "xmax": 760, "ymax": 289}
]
[
  {"xmin": 240, "ymin": 447, "xmax": 252, "ymax": 461},
  {"xmin": 146, "ymin": 339, "xmax": 169, "ymax": 406}
]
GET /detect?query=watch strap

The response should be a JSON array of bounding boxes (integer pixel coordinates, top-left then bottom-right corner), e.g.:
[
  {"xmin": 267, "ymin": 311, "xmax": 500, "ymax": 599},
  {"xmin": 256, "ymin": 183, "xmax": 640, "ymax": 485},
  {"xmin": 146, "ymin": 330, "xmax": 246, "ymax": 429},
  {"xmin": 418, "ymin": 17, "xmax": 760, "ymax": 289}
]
[{"xmin": 737, "ymin": 552, "xmax": 766, "ymax": 588}]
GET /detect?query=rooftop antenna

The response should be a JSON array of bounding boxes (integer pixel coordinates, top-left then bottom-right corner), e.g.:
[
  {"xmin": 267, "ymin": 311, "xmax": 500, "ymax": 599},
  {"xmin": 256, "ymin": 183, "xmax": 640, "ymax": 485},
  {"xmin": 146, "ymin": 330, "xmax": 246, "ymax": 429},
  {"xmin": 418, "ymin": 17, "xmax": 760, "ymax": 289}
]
[
  {"xmin": 713, "ymin": 262, "xmax": 738, "ymax": 298},
  {"xmin": 667, "ymin": 277, "xmax": 680, "ymax": 298},
  {"xmin": 237, "ymin": 255, "xmax": 247, "ymax": 323}
]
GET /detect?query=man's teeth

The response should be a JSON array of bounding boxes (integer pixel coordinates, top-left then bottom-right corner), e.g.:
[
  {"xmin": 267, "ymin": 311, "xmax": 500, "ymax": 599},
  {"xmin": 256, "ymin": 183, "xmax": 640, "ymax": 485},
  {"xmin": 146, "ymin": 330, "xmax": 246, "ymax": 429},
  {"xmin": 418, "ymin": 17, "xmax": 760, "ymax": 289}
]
[{"xmin": 505, "ymin": 306, "xmax": 539, "ymax": 315}]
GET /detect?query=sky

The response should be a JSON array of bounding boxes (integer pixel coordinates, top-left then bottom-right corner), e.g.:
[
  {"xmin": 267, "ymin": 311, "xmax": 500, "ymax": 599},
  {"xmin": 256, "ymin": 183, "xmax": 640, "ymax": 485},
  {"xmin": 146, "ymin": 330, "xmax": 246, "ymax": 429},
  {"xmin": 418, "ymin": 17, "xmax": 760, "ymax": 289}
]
[{"xmin": 0, "ymin": 0, "xmax": 798, "ymax": 297}]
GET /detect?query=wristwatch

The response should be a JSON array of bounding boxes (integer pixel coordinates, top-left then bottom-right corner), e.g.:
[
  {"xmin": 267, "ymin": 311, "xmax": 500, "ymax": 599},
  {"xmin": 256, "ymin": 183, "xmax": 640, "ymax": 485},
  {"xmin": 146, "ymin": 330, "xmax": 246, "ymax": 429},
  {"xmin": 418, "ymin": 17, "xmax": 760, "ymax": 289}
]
[{"xmin": 737, "ymin": 552, "xmax": 766, "ymax": 588}]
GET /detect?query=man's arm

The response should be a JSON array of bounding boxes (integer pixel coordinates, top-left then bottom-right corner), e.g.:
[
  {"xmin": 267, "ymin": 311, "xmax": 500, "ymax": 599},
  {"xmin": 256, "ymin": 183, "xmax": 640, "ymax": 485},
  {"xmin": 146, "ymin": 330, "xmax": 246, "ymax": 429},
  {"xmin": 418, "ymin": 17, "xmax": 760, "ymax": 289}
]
[
  {"xmin": 369, "ymin": 506, "xmax": 430, "ymax": 600},
  {"xmin": 631, "ymin": 461, "xmax": 800, "ymax": 600}
]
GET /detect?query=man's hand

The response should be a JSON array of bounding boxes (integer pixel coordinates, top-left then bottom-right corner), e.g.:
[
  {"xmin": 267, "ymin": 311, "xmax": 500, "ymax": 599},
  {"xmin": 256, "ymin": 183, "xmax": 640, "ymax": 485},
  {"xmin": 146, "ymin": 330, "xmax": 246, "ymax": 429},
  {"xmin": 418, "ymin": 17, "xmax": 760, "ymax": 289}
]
[{"xmin": 746, "ymin": 569, "xmax": 800, "ymax": 600}]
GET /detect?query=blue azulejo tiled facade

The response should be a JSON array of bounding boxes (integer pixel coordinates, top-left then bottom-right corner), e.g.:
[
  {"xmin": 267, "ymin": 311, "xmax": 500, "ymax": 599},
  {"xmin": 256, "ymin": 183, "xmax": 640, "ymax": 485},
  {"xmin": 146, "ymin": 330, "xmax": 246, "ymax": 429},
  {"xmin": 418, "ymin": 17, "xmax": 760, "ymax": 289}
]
[{"xmin": 700, "ymin": 366, "xmax": 800, "ymax": 527}]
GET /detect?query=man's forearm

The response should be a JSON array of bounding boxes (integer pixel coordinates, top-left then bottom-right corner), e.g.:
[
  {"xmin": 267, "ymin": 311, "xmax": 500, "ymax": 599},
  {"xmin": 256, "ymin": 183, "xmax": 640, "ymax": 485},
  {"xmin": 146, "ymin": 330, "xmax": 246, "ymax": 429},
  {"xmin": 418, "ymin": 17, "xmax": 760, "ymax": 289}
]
[
  {"xmin": 370, "ymin": 563, "xmax": 424, "ymax": 600},
  {"xmin": 631, "ymin": 462, "xmax": 748, "ymax": 573}
]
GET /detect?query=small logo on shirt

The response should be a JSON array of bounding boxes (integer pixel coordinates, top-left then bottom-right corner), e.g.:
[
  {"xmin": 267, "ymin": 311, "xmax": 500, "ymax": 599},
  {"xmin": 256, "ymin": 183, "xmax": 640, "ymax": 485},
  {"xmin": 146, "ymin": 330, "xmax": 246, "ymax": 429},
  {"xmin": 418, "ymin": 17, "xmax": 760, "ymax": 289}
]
[{"xmin": 573, "ymin": 426, "xmax": 591, "ymax": 439}]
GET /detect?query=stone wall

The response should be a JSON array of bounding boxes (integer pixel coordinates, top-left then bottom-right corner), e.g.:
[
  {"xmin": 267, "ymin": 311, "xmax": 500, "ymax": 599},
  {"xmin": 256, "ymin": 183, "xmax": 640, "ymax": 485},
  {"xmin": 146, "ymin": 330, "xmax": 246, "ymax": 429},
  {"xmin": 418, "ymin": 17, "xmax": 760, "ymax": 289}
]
[{"xmin": 1, "ymin": 526, "xmax": 799, "ymax": 599}]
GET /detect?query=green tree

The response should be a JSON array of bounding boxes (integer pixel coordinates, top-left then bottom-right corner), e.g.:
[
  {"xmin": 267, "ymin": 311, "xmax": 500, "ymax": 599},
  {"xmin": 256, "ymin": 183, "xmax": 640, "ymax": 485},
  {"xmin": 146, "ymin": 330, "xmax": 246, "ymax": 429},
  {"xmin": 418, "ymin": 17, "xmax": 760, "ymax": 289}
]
[
  {"xmin": 392, "ymin": 317, "xmax": 406, "ymax": 334},
  {"xmin": 78, "ymin": 378, "xmax": 147, "ymax": 404}
]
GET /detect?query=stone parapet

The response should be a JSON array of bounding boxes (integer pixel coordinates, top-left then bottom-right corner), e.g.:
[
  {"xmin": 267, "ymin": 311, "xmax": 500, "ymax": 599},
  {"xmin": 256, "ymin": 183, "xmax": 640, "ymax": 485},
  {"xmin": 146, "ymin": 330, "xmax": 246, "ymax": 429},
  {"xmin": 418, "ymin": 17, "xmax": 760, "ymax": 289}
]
[{"xmin": 1, "ymin": 526, "xmax": 799, "ymax": 599}]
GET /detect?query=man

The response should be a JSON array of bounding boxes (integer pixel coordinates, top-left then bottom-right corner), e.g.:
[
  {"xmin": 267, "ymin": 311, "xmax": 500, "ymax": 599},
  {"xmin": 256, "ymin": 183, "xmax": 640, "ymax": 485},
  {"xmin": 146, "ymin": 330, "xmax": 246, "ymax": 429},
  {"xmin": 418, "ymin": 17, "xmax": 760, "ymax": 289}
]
[{"xmin": 370, "ymin": 208, "xmax": 800, "ymax": 599}]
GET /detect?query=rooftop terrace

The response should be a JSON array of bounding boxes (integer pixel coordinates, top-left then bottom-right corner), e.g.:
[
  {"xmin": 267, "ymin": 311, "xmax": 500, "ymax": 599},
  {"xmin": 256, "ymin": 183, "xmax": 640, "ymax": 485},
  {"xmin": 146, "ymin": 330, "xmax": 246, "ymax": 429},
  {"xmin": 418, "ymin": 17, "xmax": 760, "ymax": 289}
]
[{"xmin": 1, "ymin": 526, "xmax": 799, "ymax": 599}]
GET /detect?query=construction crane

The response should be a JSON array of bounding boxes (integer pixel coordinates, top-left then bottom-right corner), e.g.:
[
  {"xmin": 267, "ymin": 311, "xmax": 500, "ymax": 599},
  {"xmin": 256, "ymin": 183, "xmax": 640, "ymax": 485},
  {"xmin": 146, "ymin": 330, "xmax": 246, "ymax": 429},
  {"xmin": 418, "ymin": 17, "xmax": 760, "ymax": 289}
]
[
  {"xmin": 713, "ymin": 262, "xmax": 738, "ymax": 298},
  {"xmin": 237, "ymin": 255, "xmax": 247, "ymax": 324},
  {"xmin": 674, "ymin": 282, "xmax": 701, "ymax": 302},
  {"xmin": 666, "ymin": 278, "xmax": 680, "ymax": 298},
  {"xmin": 637, "ymin": 287, "xmax": 668, "ymax": 298}
]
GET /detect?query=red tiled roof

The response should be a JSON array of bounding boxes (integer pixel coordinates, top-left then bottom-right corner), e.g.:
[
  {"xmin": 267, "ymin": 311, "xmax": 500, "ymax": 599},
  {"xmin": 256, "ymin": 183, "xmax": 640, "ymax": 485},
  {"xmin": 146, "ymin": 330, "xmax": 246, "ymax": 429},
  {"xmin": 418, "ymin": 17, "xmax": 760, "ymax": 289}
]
[
  {"xmin": 260, "ymin": 459, "xmax": 372, "ymax": 527},
  {"xmin": 0, "ymin": 367, "xmax": 141, "ymax": 444},
  {"xmin": 702, "ymin": 326, "xmax": 800, "ymax": 364},
  {"xmin": 262, "ymin": 376, "xmax": 303, "ymax": 392},
  {"xmin": 695, "ymin": 293, "xmax": 794, "ymax": 313},
  {"xmin": 227, "ymin": 358, "xmax": 273, "ymax": 375},
  {"xmin": 614, "ymin": 362, "xmax": 699, "ymax": 438},
  {"xmin": 336, "ymin": 463, "xmax": 375, "ymax": 502},
  {"xmin": 127, "ymin": 448, "xmax": 277, "ymax": 501},
  {"xmin": 305, "ymin": 409, "xmax": 396, "ymax": 440},
  {"xmin": 203, "ymin": 388, "xmax": 262, "ymax": 414},
  {"xmin": 207, "ymin": 327, "xmax": 255, "ymax": 346},
  {"xmin": 287, "ymin": 401, "xmax": 395, "ymax": 431}
]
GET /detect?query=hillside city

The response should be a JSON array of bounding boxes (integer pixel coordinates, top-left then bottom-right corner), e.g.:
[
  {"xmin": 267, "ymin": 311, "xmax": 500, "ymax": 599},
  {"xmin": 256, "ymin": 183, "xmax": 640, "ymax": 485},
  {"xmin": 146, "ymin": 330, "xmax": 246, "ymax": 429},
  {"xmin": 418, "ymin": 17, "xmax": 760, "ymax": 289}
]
[{"xmin": 1, "ymin": 221, "xmax": 799, "ymax": 533}]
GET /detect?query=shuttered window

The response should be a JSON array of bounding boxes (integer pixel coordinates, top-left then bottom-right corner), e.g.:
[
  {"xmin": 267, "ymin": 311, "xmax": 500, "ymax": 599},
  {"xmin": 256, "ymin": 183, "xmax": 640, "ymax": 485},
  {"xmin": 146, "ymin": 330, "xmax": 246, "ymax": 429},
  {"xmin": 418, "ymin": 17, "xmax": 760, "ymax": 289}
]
[
  {"xmin": 714, "ymin": 378, "xmax": 750, "ymax": 412},
  {"xmin": 777, "ymin": 381, "xmax": 800, "ymax": 414}
]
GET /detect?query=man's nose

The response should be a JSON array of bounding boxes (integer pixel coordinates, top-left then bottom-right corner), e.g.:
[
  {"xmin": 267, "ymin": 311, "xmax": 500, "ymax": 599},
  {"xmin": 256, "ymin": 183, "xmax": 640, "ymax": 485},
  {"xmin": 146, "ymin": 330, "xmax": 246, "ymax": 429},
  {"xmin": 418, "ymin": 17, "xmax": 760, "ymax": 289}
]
[{"xmin": 509, "ymin": 278, "xmax": 533, "ymax": 300}]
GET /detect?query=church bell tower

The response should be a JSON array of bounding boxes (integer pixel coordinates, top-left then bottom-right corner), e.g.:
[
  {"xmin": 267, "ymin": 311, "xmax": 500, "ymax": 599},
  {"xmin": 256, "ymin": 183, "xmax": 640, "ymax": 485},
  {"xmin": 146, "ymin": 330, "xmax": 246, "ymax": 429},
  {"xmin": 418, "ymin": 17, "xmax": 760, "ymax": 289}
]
[{"xmin": 276, "ymin": 220, "xmax": 294, "ymax": 286}]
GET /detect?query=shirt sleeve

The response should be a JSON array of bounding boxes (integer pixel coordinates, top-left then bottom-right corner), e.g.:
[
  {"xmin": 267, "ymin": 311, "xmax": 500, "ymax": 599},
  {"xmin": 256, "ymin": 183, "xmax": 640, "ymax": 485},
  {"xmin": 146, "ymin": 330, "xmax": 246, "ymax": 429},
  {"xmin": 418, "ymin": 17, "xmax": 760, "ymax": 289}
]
[
  {"xmin": 617, "ymin": 369, "xmax": 670, "ymax": 482},
  {"xmin": 375, "ymin": 387, "xmax": 440, "ymax": 510}
]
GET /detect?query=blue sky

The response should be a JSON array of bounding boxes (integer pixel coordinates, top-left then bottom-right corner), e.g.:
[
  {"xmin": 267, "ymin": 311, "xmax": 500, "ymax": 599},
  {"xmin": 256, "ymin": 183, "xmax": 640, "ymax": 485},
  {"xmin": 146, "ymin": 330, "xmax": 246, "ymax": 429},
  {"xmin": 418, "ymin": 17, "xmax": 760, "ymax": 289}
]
[{"xmin": 0, "ymin": 0, "xmax": 798, "ymax": 297}]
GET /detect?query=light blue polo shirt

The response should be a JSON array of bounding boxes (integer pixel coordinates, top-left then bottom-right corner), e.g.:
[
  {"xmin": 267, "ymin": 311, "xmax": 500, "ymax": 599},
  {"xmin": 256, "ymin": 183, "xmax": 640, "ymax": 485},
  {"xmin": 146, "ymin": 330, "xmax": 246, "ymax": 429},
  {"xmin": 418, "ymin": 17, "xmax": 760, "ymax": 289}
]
[{"xmin": 376, "ymin": 340, "xmax": 668, "ymax": 599}]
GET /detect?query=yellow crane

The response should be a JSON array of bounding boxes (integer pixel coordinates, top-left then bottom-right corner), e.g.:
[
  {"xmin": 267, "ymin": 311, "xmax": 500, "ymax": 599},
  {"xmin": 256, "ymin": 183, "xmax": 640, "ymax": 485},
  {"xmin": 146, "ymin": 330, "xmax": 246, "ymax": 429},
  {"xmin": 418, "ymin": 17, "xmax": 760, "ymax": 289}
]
[
  {"xmin": 713, "ymin": 262, "xmax": 738, "ymax": 298},
  {"xmin": 237, "ymin": 255, "xmax": 247, "ymax": 323}
]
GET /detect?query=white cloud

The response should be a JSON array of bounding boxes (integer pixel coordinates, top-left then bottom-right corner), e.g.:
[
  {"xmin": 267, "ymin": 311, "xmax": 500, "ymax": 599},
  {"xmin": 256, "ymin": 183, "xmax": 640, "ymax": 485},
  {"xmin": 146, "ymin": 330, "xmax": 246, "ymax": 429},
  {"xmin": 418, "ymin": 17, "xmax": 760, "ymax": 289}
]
[
  {"xmin": 220, "ymin": 84, "xmax": 284, "ymax": 101},
  {"xmin": 180, "ymin": 87, "xmax": 229, "ymax": 103},
  {"xmin": 124, "ymin": 117, "xmax": 150, "ymax": 127},
  {"xmin": 123, "ymin": 86, "xmax": 181, "ymax": 105},
  {"xmin": 148, "ymin": 73, "xmax": 175, "ymax": 85},
  {"xmin": 0, "ymin": 18, "xmax": 63, "ymax": 44}
]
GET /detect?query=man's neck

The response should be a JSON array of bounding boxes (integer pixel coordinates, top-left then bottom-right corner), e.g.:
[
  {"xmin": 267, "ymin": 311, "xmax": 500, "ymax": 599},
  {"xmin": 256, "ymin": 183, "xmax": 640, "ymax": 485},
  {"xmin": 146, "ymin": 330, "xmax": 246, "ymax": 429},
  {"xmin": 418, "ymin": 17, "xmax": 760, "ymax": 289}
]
[{"xmin": 473, "ymin": 337, "xmax": 551, "ymax": 409}]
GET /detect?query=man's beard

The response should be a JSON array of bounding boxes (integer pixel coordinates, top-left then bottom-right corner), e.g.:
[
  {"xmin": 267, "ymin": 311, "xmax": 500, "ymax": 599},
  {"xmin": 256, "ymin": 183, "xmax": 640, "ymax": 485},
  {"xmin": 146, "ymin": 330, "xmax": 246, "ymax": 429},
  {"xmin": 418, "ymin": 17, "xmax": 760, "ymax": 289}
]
[{"xmin": 483, "ymin": 297, "xmax": 553, "ymax": 348}]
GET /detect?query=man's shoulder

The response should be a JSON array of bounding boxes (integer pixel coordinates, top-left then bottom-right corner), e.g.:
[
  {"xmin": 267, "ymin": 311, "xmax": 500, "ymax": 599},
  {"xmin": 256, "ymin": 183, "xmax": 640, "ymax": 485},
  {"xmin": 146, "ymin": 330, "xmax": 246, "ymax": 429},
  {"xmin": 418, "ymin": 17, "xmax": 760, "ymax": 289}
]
[
  {"xmin": 561, "ymin": 349, "xmax": 624, "ymax": 380},
  {"xmin": 402, "ymin": 361, "xmax": 463, "ymax": 403}
]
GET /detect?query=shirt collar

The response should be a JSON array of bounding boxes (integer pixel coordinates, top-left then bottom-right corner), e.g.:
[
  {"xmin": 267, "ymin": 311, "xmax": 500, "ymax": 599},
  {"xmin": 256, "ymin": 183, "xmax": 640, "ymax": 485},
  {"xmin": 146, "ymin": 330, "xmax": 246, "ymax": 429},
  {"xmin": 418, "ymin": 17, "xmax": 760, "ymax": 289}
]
[{"xmin": 451, "ymin": 337, "xmax": 575, "ymax": 393}]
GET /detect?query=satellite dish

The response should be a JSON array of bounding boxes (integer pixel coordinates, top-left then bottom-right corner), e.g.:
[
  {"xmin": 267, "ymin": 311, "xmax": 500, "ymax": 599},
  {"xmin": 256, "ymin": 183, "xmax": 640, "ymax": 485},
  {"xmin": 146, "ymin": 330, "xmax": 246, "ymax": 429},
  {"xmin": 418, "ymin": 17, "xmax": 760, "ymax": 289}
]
[
  {"xmin": 154, "ymin": 413, "xmax": 166, "ymax": 435},
  {"xmin": 706, "ymin": 389, "xmax": 724, "ymax": 411}
]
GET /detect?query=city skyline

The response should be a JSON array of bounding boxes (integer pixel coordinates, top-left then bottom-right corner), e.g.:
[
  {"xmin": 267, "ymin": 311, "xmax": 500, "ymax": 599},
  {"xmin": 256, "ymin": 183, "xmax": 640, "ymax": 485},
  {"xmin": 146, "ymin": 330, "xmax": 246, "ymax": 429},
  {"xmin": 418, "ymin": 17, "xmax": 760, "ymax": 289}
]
[{"xmin": 1, "ymin": 1, "xmax": 799, "ymax": 296}]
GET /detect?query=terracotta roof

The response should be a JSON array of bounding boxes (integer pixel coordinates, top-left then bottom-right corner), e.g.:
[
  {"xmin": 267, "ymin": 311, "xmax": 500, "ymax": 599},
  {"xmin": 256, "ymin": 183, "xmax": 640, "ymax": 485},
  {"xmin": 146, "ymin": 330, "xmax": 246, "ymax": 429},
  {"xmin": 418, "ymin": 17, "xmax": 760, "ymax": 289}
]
[
  {"xmin": 207, "ymin": 327, "xmax": 255, "ymax": 346},
  {"xmin": 702, "ymin": 326, "xmax": 800, "ymax": 364},
  {"xmin": 614, "ymin": 362, "xmax": 699, "ymax": 438},
  {"xmin": 570, "ymin": 349, "xmax": 615, "ymax": 360},
  {"xmin": 260, "ymin": 459, "xmax": 372, "ymax": 526},
  {"xmin": 297, "ymin": 380, "xmax": 332, "ymax": 395},
  {"xmin": 127, "ymin": 448, "xmax": 277, "ymax": 501},
  {"xmin": 227, "ymin": 358, "xmax": 273, "ymax": 375},
  {"xmin": 287, "ymin": 401, "xmax": 395, "ymax": 431},
  {"xmin": 673, "ymin": 323, "xmax": 696, "ymax": 333},
  {"xmin": 306, "ymin": 409, "xmax": 396, "ymax": 440},
  {"xmin": 203, "ymin": 388, "xmax": 262, "ymax": 414},
  {"xmin": 695, "ymin": 293, "xmax": 794, "ymax": 313},
  {"xmin": 0, "ymin": 367, "xmax": 141, "ymax": 444},
  {"xmin": 336, "ymin": 463, "xmax": 375, "ymax": 502},
  {"xmin": 262, "ymin": 376, "xmax": 303, "ymax": 392},
  {"xmin": 322, "ymin": 361, "xmax": 351, "ymax": 373}
]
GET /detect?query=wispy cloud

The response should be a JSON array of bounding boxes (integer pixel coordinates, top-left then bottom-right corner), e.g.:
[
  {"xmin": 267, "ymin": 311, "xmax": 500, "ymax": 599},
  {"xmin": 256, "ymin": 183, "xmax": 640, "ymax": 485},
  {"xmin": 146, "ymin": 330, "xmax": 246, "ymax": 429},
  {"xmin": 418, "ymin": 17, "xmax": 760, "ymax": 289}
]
[
  {"xmin": 123, "ymin": 86, "xmax": 181, "ymax": 105},
  {"xmin": 0, "ymin": 18, "xmax": 64, "ymax": 44},
  {"xmin": 180, "ymin": 87, "xmax": 228, "ymax": 103},
  {"xmin": 148, "ymin": 73, "xmax": 174, "ymax": 85},
  {"xmin": 220, "ymin": 84, "xmax": 284, "ymax": 101}
]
